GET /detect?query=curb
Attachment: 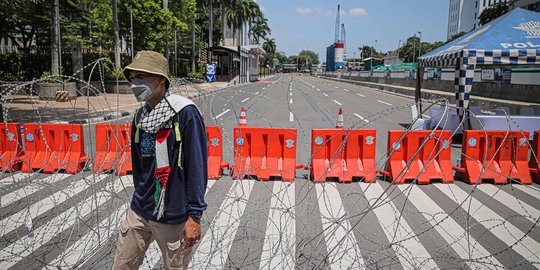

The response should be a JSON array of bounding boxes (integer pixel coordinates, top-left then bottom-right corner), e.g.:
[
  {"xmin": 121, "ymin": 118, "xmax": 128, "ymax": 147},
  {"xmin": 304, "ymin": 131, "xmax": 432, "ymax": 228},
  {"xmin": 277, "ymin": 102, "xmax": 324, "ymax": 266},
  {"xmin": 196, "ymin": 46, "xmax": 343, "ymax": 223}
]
[{"xmin": 68, "ymin": 111, "xmax": 131, "ymax": 124}]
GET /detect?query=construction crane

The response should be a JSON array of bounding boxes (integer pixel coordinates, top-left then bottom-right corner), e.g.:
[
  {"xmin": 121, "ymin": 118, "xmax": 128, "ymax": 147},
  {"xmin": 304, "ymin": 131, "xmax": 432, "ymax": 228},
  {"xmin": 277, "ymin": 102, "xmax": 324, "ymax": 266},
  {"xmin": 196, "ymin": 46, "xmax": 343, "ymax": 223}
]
[
  {"xmin": 341, "ymin": 23, "xmax": 346, "ymax": 58},
  {"xmin": 335, "ymin": 4, "xmax": 341, "ymax": 43}
]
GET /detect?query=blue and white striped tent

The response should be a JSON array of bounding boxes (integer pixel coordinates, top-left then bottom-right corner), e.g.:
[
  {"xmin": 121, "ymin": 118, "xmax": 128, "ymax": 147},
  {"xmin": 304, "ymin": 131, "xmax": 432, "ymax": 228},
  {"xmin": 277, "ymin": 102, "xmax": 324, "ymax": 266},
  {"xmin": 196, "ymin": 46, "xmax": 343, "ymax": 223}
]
[{"xmin": 418, "ymin": 8, "xmax": 540, "ymax": 118}]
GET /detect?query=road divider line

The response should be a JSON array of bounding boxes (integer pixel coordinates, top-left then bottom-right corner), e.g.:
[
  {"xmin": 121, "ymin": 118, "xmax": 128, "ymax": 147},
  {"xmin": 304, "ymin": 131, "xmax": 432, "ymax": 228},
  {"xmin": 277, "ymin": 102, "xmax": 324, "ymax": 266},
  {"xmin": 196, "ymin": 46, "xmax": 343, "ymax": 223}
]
[
  {"xmin": 214, "ymin": 109, "xmax": 230, "ymax": 119},
  {"xmin": 377, "ymin": 100, "xmax": 393, "ymax": 106},
  {"xmin": 354, "ymin": 113, "xmax": 370, "ymax": 123},
  {"xmin": 316, "ymin": 88, "xmax": 320, "ymax": 91},
  {"xmin": 334, "ymin": 86, "xmax": 339, "ymax": 89},
  {"xmin": 290, "ymin": 92, "xmax": 292, "ymax": 96},
  {"xmin": 241, "ymin": 97, "xmax": 250, "ymax": 103},
  {"xmin": 289, "ymin": 111, "xmax": 294, "ymax": 122},
  {"xmin": 290, "ymin": 99, "xmax": 293, "ymax": 104},
  {"xmin": 323, "ymin": 93, "xmax": 328, "ymax": 97},
  {"xmin": 343, "ymin": 89, "xmax": 349, "ymax": 92},
  {"xmin": 333, "ymin": 100, "xmax": 342, "ymax": 106},
  {"xmin": 255, "ymin": 91, "xmax": 260, "ymax": 95},
  {"xmin": 356, "ymin": 93, "xmax": 365, "ymax": 97}
]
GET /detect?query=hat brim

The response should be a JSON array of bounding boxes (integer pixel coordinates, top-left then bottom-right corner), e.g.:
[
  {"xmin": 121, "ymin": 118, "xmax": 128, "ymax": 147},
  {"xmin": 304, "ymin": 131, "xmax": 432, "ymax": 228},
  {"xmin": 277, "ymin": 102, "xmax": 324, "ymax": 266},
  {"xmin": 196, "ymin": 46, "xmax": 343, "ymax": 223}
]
[{"xmin": 123, "ymin": 62, "xmax": 171, "ymax": 88}]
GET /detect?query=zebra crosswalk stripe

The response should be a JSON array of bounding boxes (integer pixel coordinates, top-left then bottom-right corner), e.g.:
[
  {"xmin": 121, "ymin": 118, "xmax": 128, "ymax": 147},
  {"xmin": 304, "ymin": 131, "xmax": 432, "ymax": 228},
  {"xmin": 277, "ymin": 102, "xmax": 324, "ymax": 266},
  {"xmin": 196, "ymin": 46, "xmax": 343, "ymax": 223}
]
[
  {"xmin": 0, "ymin": 173, "xmax": 108, "ymax": 238},
  {"xmin": 433, "ymin": 183, "xmax": 540, "ymax": 267},
  {"xmin": 316, "ymin": 182, "xmax": 364, "ymax": 269},
  {"xmin": 189, "ymin": 180, "xmax": 254, "ymax": 269},
  {"xmin": 259, "ymin": 181, "xmax": 296, "ymax": 269},
  {"xmin": 1, "ymin": 173, "xmax": 70, "ymax": 207},
  {"xmin": 477, "ymin": 184, "xmax": 540, "ymax": 224},
  {"xmin": 397, "ymin": 185, "xmax": 504, "ymax": 269},
  {"xmin": 360, "ymin": 182, "xmax": 438, "ymax": 269},
  {"xmin": 0, "ymin": 175, "xmax": 126, "ymax": 269}
]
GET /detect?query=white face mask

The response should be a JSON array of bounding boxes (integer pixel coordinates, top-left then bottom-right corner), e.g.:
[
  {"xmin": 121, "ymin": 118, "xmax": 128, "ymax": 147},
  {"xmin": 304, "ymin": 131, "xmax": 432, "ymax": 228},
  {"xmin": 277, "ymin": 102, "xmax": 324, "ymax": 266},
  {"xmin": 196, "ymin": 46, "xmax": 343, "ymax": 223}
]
[{"xmin": 130, "ymin": 79, "xmax": 154, "ymax": 102}]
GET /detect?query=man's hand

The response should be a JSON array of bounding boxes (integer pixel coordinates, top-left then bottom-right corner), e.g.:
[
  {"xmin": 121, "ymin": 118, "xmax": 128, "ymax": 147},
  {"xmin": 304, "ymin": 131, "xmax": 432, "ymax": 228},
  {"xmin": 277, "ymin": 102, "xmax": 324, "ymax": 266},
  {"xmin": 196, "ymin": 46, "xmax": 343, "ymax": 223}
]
[{"xmin": 183, "ymin": 216, "xmax": 201, "ymax": 249}]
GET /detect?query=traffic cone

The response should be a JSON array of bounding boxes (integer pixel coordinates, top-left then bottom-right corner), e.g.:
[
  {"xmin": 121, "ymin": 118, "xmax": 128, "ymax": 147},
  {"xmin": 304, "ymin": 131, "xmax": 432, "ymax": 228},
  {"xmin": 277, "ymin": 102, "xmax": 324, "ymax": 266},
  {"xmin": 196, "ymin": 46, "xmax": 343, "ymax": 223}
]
[
  {"xmin": 239, "ymin": 106, "xmax": 247, "ymax": 126},
  {"xmin": 336, "ymin": 107, "xmax": 344, "ymax": 128}
]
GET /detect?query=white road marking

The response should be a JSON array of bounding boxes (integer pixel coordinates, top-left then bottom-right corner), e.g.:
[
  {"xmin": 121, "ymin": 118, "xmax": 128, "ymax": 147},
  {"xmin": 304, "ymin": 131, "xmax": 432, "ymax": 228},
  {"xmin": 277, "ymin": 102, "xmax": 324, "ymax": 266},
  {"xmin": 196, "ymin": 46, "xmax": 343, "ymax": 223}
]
[
  {"xmin": 360, "ymin": 182, "xmax": 438, "ymax": 269},
  {"xmin": 1, "ymin": 174, "xmax": 70, "ymax": 207},
  {"xmin": 333, "ymin": 100, "xmax": 342, "ymax": 106},
  {"xmin": 189, "ymin": 180, "xmax": 254, "ymax": 269},
  {"xmin": 214, "ymin": 109, "xmax": 231, "ymax": 119},
  {"xmin": 343, "ymin": 89, "xmax": 349, "ymax": 92},
  {"xmin": 0, "ymin": 175, "xmax": 127, "ymax": 269},
  {"xmin": 323, "ymin": 93, "xmax": 329, "ymax": 97},
  {"xmin": 433, "ymin": 183, "xmax": 540, "ymax": 265},
  {"xmin": 316, "ymin": 88, "xmax": 320, "ymax": 91},
  {"xmin": 354, "ymin": 113, "xmax": 370, "ymax": 123},
  {"xmin": 334, "ymin": 86, "xmax": 339, "ymax": 89},
  {"xmin": 290, "ymin": 99, "xmax": 293, "ymax": 104},
  {"xmin": 290, "ymin": 92, "xmax": 292, "ymax": 96},
  {"xmin": 259, "ymin": 182, "xmax": 296, "ymax": 269},
  {"xmin": 241, "ymin": 97, "xmax": 250, "ymax": 103},
  {"xmin": 316, "ymin": 183, "xmax": 364, "ymax": 269},
  {"xmin": 289, "ymin": 111, "xmax": 294, "ymax": 122},
  {"xmin": 356, "ymin": 93, "xmax": 365, "ymax": 97},
  {"xmin": 377, "ymin": 100, "xmax": 393, "ymax": 106},
  {"xmin": 397, "ymin": 185, "xmax": 504, "ymax": 269},
  {"xmin": 255, "ymin": 91, "xmax": 260, "ymax": 95},
  {"xmin": 0, "ymin": 174, "xmax": 108, "ymax": 238},
  {"xmin": 477, "ymin": 184, "xmax": 540, "ymax": 224}
]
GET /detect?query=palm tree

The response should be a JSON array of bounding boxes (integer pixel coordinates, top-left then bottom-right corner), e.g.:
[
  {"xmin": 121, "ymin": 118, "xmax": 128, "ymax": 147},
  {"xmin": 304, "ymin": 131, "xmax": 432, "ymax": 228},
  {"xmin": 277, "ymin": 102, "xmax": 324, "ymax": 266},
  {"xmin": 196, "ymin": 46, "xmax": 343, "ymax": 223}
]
[
  {"xmin": 262, "ymin": 38, "xmax": 276, "ymax": 54},
  {"xmin": 226, "ymin": 0, "xmax": 261, "ymax": 46},
  {"xmin": 249, "ymin": 17, "xmax": 270, "ymax": 44}
]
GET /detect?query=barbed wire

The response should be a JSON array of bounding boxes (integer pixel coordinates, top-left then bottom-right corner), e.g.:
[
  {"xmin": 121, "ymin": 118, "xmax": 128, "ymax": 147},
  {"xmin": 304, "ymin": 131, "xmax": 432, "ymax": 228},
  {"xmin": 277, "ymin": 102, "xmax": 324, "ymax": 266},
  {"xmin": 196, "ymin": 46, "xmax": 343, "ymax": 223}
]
[{"xmin": 0, "ymin": 59, "xmax": 539, "ymax": 269}]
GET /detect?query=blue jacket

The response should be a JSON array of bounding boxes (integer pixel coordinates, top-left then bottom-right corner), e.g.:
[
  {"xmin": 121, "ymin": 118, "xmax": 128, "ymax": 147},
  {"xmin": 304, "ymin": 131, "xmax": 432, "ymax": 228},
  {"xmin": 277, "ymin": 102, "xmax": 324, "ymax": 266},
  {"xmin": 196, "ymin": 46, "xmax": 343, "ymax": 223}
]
[{"xmin": 130, "ymin": 104, "xmax": 208, "ymax": 224}]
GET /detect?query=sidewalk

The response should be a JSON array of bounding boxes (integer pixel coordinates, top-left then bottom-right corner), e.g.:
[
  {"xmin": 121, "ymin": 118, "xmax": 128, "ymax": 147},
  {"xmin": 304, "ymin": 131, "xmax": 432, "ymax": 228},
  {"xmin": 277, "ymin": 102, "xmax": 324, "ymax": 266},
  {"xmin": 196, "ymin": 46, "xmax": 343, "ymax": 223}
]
[{"xmin": 3, "ymin": 81, "xmax": 230, "ymax": 124}]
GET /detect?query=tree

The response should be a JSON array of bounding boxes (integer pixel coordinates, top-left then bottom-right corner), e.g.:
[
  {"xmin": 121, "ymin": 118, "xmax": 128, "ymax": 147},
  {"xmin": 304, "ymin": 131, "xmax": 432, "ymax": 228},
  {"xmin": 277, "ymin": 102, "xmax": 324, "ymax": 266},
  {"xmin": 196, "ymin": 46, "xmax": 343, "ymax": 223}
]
[
  {"xmin": 249, "ymin": 17, "xmax": 270, "ymax": 44},
  {"xmin": 478, "ymin": 2, "xmax": 509, "ymax": 25},
  {"xmin": 262, "ymin": 38, "xmax": 276, "ymax": 54},
  {"xmin": 358, "ymin": 45, "xmax": 382, "ymax": 59},
  {"xmin": 445, "ymin": 32, "xmax": 466, "ymax": 44},
  {"xmin": 298, "ymin": 50, "xmax": 319, "ymax": 65}
]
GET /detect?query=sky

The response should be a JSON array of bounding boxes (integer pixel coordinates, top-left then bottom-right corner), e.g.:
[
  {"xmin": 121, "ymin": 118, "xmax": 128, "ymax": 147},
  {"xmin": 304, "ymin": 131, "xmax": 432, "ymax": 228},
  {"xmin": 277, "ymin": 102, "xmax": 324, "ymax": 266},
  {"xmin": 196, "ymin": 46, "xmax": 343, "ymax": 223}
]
[{"xmin": 256, "ymin": 0, "xmax": 450, "ymax": 61}]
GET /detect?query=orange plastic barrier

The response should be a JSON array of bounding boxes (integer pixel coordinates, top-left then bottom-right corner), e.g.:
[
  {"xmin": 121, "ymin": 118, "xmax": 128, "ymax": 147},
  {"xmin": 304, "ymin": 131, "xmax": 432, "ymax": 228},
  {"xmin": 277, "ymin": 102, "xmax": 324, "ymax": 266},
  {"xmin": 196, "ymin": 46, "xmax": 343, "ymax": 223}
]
[
  {"xmin": 310, "ymin": 129, "xmax": 377, "ymax": 183},
  {"xmin": 206, "ymin": 126, "xmax": 229, "ymax": 179},
  {"xmin": 20, "ymin": 123, "xmax": 88, "ymax": 173},
  {"xmin": 233, "ymin": 127, "xmax": 300, "ymax": 181},
  {"xmin": 455, "ymin": 130, "xmax": 531, "ymax": 185},
  {"xmin": 531, "ymin": 131, "xmax": 540, "ymax": 184},
  {"xmin": 94, "ymin": 124, "xmax": 132, "ymax": 175},
  {"xmin": 383, "ymin": 130, "xmax": 453, "ymax": 184},
  {"xmin": 0, "ymin": 122, "xmax": 23, "ymax": 172}
]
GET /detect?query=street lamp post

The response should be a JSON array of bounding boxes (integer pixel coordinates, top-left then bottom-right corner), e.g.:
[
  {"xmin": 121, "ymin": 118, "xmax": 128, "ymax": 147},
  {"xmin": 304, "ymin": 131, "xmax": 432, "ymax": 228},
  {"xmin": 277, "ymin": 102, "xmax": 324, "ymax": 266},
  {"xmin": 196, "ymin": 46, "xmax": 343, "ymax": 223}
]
[
  {"xmin": 412, "ymin": 33, "xmax": 417, "ymax": 63},
  {"xmin": 417, "ymin": 31, "xmax": 422, "ymax": 60}
]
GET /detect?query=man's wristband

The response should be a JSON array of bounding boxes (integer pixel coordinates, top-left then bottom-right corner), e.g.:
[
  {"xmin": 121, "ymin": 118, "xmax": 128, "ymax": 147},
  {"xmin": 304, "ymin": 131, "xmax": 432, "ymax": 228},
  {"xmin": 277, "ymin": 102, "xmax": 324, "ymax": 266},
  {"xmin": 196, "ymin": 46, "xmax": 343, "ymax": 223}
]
[{"xmin": 189, "ymin": 213, "xmax": 203, "ymax": 220}]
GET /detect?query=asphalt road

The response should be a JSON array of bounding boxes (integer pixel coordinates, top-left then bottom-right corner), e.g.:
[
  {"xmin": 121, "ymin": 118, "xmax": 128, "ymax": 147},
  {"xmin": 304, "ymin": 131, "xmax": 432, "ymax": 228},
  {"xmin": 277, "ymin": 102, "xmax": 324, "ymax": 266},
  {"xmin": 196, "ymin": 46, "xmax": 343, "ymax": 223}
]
[{"xmin": 1, "ymin": 75, "xmax": 540, "ymax": 269}]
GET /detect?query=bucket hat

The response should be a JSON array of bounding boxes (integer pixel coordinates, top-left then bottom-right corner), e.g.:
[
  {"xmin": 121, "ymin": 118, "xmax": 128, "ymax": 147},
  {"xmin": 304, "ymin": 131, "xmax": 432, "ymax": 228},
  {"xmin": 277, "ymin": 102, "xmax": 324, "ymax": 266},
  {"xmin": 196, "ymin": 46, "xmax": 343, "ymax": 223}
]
[{"xmin": 124, "ymin": 50, "xmax": 170, "ymax": 88}]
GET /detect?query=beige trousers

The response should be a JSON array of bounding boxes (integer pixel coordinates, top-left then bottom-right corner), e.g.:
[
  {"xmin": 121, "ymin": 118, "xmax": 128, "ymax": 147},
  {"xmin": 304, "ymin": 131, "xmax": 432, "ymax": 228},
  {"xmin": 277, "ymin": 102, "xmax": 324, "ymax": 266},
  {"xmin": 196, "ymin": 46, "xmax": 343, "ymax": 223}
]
[{"xmin": 113, "ymin": 209, "xmax": 192, "ymax": 270}]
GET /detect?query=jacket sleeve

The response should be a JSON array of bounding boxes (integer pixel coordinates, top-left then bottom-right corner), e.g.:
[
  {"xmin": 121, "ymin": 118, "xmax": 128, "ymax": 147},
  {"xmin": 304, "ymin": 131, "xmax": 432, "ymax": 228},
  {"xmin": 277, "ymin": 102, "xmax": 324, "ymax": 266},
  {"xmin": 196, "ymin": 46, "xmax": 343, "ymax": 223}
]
[
  {"xmin": 180, "ymin": 106, "xmax": 208, "ymax": 215},
  {"xmin": 131, "ymin": 112, "xmax": 141, "ymax": 186}
]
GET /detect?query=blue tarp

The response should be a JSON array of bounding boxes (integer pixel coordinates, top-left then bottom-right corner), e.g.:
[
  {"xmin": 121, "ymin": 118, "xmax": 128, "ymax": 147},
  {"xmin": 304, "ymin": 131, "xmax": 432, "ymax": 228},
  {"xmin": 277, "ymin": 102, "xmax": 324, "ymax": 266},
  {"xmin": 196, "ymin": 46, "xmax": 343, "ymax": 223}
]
[{"xmin": 420, "ymin": 8, "xmax": 540, "ymax": 61}]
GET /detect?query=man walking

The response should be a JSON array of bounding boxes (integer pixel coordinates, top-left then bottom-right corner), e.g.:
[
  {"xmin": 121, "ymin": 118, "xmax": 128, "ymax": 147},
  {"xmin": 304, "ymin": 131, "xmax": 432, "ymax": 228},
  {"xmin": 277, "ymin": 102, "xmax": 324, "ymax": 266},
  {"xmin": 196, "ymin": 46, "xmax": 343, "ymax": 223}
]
[{"xmin": 113, "ymin": 50, "xmax": 208, "ymax": 270}]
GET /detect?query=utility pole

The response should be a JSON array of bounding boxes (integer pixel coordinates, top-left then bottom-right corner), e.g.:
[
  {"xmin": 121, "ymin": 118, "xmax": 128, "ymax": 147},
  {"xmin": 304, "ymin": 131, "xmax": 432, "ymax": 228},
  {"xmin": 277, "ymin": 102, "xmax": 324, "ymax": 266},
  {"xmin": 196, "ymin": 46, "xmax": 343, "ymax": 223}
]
[
  {"xmin": 174, "ymin": 29, "xmax": 177, "ymax": 77},
  {"xmin": 191, "ymin": 19, "xmax": 196, "ymax": 72},
  {"xmin": 417, "ymin": 31, "xmax": 422, "ymax": 60},
  {"xmin": 51, "ymin": 0, "xmax": 60, "ymax": 75},
  {"xmin": 412, "ymin": 33, "xmax": 417, "ymax": 63},
  {"xmin": 130, "ymin": 4, "xmax": 134, "ymax": 59},
  {"xmin": 112, "ymin": 0, "xmax": 121, "ymax": 71},
  {"xmin": 208, "ymin": 0, "xmax": 213, "ymax": 62},
  {"xmin": 397, "ymin": 39, "xmax": 402, "ymax": 62},
  {"xmin": 163, "ymin": 0, "xmax": 169, "ymax": 73}
]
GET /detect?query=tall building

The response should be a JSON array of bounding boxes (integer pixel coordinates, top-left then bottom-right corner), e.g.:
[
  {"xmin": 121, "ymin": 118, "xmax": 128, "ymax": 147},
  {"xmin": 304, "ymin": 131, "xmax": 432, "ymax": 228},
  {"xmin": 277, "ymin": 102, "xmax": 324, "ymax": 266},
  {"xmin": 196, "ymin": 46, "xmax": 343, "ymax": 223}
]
[{"xmin": 447, "ymin": 0, "xmax": 539, "ymax": 39}]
